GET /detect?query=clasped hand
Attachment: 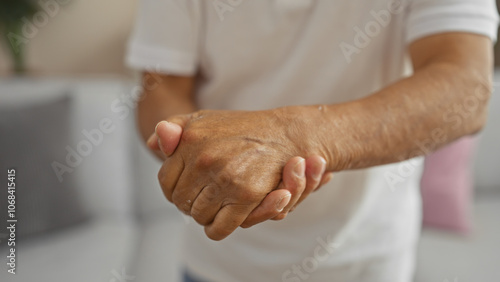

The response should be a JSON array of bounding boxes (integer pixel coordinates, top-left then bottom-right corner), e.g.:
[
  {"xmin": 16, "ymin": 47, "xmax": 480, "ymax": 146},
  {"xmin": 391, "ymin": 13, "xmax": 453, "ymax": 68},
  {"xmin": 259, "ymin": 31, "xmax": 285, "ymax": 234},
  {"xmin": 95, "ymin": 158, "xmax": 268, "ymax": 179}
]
[{"xmin": 147, "ymin": 109, "xmax": 332, "ymax": 240}]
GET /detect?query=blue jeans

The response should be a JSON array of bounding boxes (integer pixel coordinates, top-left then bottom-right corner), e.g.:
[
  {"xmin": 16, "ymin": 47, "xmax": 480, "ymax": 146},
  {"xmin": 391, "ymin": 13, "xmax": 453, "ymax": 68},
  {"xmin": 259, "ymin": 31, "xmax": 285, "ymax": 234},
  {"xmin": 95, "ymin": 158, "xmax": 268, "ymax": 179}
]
[{"xmin": 183, "ymin": 270, "xmax": 205, "ymax": 282}]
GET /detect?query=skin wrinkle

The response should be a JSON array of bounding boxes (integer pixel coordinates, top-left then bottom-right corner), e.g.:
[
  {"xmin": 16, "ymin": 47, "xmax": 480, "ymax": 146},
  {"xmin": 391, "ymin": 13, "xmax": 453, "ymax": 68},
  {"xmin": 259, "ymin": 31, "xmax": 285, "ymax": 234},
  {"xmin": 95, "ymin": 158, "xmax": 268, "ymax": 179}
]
[
  {"xmin": 192, "ymin": 188, "xmax": 223, "ymax": 226},
  {"xmin": 170, "ymin": 162, "xmax": 190, "ymax": 212},
  {"xmin": 174, "ymin": 153, "xmax": 212, "ymax": 215},
  {"xmin": 189, "ymin": 184, "xmax": 209, "ymax": 217}
]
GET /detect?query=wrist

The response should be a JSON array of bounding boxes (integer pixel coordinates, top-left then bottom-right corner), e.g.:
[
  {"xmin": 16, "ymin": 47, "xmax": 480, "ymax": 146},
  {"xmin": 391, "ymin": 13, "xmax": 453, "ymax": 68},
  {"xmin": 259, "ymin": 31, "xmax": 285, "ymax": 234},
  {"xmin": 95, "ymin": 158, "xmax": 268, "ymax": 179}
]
[{"xmin": 272, "ymin": 105, "xmax": 339, "ymax": 171}]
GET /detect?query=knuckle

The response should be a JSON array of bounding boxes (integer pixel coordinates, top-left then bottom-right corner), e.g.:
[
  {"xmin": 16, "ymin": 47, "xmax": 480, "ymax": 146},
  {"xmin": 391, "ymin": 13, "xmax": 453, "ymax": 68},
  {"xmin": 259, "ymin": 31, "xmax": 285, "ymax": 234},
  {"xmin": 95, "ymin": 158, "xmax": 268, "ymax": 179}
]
[
  {"xmin": 190, "ymin": 187, "xmax": 217, "ymax": 226},
  {"xmin": 181, "ymin": 128, "xmax": 202, "ymax": 144},
  {"xmin": 157, "ymin": 166, "xmax": 167, "ymax": 184},
  {"xmin": 209, "ymin": 169, "xmax": 233, "ymax": 190},
  {"xmin": 171, "ymin": 190, "xmax": 187, "ymax": 206},
  {"xmin": 173, "ymin": 198, "xmax": 191, "ymax": 215},
  {"xmin": 157, "ymin": 168, "xmax": 172, "ymax": 202},
  {"xmin": 172, "ymin": 190, "xmax": 197, "ymax": 215},
  {"xmin": 191, "ymin": 210, "xmax": 211, "ymax": 226},
  {"xmin": 201, "ymin": 185, "xmax": 219, "ymax": 202},
  {"xmin": 195, "ymin": 151, "xmax": 216, "ymax": 169},
  {"xmin": 235, "ymin": 187, "xmax": 262, "ymax": 204},
  {"xmin": 192, "ymin": 109, "xmax": 211, "ymax": 120},
  {"xmin": 203, "ymin": 170, "xmax": 236, "ymax": 202}
]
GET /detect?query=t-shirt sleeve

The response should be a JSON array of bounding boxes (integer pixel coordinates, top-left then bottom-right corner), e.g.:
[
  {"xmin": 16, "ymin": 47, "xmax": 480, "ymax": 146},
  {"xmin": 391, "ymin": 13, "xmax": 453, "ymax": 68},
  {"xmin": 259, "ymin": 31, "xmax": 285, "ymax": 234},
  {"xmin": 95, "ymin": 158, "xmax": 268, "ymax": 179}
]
[
  {"xmin": 406, "ymin": 0, "xmax": 500, "ymax": 43},
  {"xmin": 126, "ymin": 0, "xmax": 201, "ymax": 75}
]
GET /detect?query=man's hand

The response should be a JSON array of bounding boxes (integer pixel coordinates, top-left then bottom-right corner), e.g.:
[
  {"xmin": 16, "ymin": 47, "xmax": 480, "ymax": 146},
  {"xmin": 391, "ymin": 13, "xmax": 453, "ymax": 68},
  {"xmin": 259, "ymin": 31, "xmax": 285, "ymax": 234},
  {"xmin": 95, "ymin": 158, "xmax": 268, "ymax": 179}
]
[
  {"xmin": 241, "ymin": 155, "xmax": 333, "ymax": 227},
  {"xmin": 148, "ymin": 110, "xmax": 332, "ymax": 240},
  {"xmin": 148, "ymin": 122, "xmax": 333, "ymax": 227}
]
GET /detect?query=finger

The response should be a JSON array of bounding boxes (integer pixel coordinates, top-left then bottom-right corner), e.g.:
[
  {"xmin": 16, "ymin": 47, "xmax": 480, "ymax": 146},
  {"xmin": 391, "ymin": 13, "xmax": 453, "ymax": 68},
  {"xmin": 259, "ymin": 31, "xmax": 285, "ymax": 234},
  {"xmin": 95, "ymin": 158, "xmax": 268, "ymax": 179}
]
[
  {"xmin": 171, "ymin": 166, "xmax": 209, "ymax": 216},
  {"xmin": 146, "ymin": 133, "xmax": 160, "ymax": 151},
  {"xmin": 272, "ymin": 157, "xmax": 306, "ymax": 216},
  {"xmin": 157, "ymin": 153, "xmax": 185, "ymax": 203},
  {"xmin": 317, "ymin": 172, "xmax": 334, "ymax": 192},
  {"xmin": 290, "ymin": 156, "xmax": 326, "ymax": 211},
  {"xmin": 240, "ymin": 189, "xmax": 291, "ymax": 228},
  {"xmin": 204, "ymin": 204, "xmax": 254, "ymax": 241},
  {"xmin": 272, "ymin": 212, "xmax": 288, "ymax": 221},
  {"xmin": 190, "ymin": 185, "xmax": 224, "ymax": 226},
  {"xmin": 155, "ymin": 121, "xmax": 183, "ymax": 157}
]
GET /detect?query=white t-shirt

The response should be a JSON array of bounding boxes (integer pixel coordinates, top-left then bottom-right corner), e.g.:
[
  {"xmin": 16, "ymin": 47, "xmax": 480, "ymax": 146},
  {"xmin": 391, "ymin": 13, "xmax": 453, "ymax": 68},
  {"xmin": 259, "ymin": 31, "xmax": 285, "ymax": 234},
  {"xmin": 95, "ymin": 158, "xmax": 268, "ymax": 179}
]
[{"xmin": 127, "ymin": 1, "xmax": 498, "ymax": 281}]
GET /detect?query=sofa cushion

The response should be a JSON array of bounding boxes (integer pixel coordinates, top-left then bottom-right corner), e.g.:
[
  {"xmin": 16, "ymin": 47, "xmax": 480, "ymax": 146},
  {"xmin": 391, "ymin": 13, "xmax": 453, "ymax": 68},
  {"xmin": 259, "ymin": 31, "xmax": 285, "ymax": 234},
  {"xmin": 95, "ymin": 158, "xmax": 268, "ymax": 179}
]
[
  {"xmin": 420, "ymin": 136, "xmax": 477, "ymax": 234},
  {"xmin": 0, "ymin": 93, "xmax": 89, "ymax": 239}
]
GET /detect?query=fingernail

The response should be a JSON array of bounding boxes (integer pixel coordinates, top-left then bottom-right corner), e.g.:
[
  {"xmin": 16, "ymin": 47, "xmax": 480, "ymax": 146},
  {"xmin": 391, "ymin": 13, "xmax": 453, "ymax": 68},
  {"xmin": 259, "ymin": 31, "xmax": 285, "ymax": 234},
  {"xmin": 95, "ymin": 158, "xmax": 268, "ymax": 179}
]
[
  {"xmin": 293, "ymin": 159, "xmax": 305, "ymax": 178},
  {"xmin": 311, "ymin": 166, "xmax": 325, "ymax": 181},
  {"xmin": 312, "ymin": 170, "xmax": 322, "ymax": 181},
  {"xmin": 155, "ymin": 121, "xmax": 165, "ymax": 133},
  {"xmin": 311, "ymin": 157, "xmax": 326, "ymax": 181},
  {"xmin": 319, "ymin": 157, "xmax": 327, "ymax": 165},
  {"xmin": 154, "ymin": 122, "xmax": 167, "ymax": 149},
  {"xmin": 157, "ymin": 136, "xmax": 163, "ymax": 151},
  {"xmin": 276, "ymin": 194, "xmax": 291, "ymax": 212}
]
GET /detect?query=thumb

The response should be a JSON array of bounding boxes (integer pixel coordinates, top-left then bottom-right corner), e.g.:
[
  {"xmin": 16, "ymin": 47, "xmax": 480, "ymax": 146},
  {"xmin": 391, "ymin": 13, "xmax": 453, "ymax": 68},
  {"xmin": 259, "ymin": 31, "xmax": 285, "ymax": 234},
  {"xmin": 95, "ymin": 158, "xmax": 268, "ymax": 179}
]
[
  {"xmin": 240, "ymin": 189, "xmax": 291, "ymax": 228},
  {"xmin": 155, "ymin": 114, "xmax": 191, "ymax": 157}
]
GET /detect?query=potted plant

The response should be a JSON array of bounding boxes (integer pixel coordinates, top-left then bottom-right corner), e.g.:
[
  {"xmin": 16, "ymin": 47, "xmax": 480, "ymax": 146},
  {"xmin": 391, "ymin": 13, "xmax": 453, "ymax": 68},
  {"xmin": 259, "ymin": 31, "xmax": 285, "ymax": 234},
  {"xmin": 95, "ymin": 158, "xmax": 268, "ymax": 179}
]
[{"xmin": 0, "ymin": 0, "xmax": 39, "ymax": 74}]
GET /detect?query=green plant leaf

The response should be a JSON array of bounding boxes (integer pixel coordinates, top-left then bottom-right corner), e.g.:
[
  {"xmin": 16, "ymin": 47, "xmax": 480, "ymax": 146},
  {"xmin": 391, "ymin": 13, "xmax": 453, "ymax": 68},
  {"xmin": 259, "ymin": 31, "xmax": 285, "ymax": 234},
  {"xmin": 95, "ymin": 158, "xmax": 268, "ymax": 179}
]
[{"xmin": 0, "ymin": 0, "xmax": 39, "ymax": 27}]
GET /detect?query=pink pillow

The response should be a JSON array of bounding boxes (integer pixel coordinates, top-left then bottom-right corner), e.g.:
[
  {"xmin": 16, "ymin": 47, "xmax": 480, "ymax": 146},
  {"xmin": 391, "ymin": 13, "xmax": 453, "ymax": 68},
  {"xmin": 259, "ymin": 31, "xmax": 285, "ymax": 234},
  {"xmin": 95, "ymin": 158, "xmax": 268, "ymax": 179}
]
[{"xmin": 420, "ymin": 136, "xmax": 478, "ymax": 234}]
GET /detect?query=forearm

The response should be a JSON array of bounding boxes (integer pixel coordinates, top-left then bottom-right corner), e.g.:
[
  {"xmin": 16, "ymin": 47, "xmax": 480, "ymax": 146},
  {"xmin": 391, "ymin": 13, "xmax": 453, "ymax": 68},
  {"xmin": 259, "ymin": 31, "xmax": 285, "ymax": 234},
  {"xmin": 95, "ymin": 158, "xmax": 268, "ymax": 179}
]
[
  {"xmin": 284, "ymin": 63, "xmax": 492, "ymax": 172},
  {"xmin": 137, "ymin": 97, "xmax": 196, "ymax": 142},
  {"xmin": 137, "ymin": 73, "xmax": 197, "ymax": 144}
]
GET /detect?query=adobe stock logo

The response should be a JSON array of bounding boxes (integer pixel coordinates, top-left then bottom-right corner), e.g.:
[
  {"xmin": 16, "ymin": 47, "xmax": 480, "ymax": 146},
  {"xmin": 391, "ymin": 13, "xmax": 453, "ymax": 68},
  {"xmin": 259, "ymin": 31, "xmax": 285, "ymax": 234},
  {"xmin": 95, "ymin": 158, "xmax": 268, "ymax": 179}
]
[
  {"xmin": 281, "ymin": 233, "xmax": 346, "ymax": 282},
  {"xmin": 109, "ymin": 268, "xmax": 135, "ymax": 282},
  {"xmin": 212, "ymin": 0, "xmax": 244, "ymax": 21},
  {"xmin": 339, "ymin": 0, "xmax": 405, "ymax": 64}
]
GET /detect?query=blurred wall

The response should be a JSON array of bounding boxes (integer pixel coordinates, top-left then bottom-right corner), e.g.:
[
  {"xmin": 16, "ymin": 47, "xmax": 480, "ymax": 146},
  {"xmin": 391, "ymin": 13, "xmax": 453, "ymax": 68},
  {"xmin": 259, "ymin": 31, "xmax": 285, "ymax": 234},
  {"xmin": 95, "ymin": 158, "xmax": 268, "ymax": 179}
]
[
  {"xmin": 496, "ymin": 0, "xmax": 500, "ymax": 65},
  {"xmin": 0, "ymin": 0, "xmax": 137, "ymax": 76},
  {"xmin": 1, "ymin": 1, "xmax": 498, "ymax": 74}
]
